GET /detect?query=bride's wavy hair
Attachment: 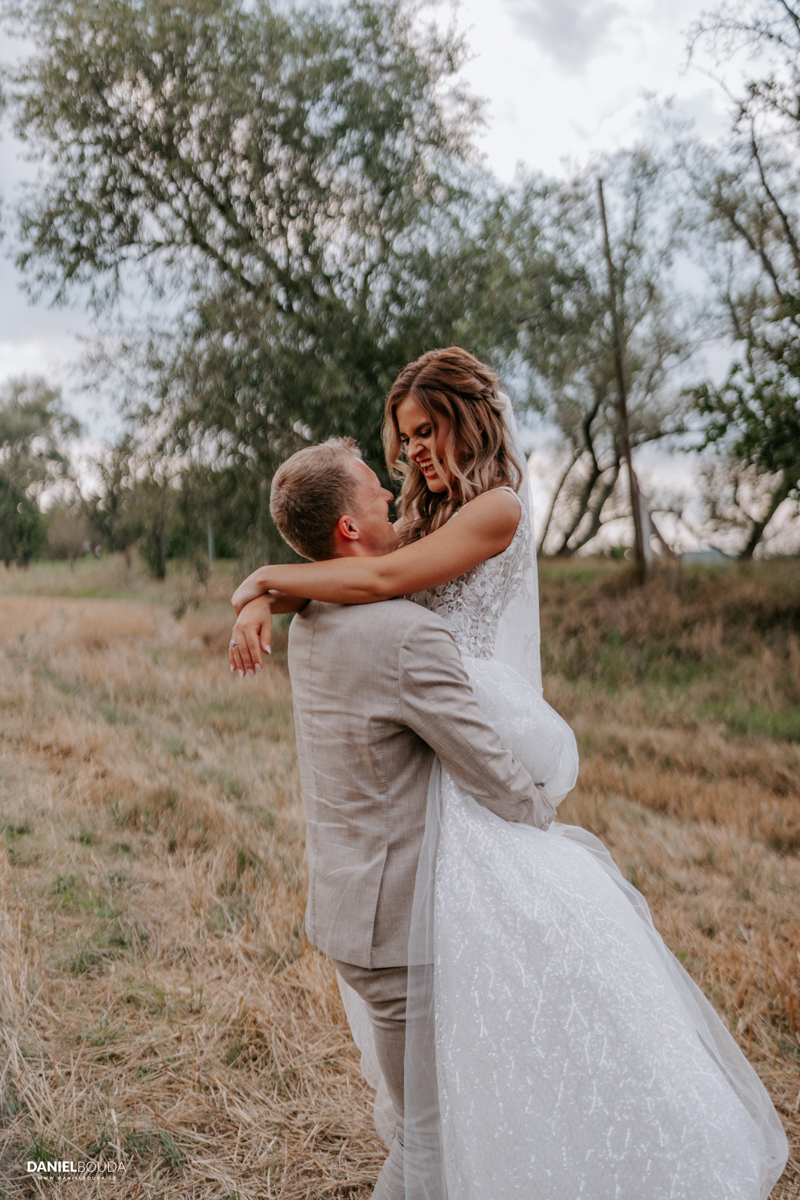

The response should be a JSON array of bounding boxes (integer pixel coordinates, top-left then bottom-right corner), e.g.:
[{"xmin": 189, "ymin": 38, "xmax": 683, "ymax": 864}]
[{"xmin": 383, "ymin": 347, "xmax": 522, "ymax": 544}]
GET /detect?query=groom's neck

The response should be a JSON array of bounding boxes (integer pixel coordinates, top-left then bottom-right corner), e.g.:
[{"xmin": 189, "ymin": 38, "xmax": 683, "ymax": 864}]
[{"xmin": 333, "ymin": 540, "xmax": 380, "ymax": 560}]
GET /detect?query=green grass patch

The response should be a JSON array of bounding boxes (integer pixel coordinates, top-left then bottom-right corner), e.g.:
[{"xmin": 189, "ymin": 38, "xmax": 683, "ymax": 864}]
[
  {"xmin": 0, "ymin": 554, "xmax": 240, "ymax": 604},
  {"xmin": 539, "ymin": 558, "xmax": 622, "ymax": 587},
  {"xmin": 201, "ymin": 765, "xmax": 248, "ymax": 799},
  {"xmin": 724, "ymin": 704, "xmax": 800, "ymax": 742},
  {"xmin": 98, "ymin": 702, "xmax": 135, "ymax": 727},
  {"xmin": 701, "ymin": 700, "xmax": 800, "ymax": 743},
  {"xmin": 2, "ymin": 821, "xmax": 35, "ymax": 866},
  {"xmin": 72, "ymin": 826, "xmax": 97, "ymax": 846},
  {"xmin": 53, "ymin": 874, "xmax": 109, "ymax": 915}
]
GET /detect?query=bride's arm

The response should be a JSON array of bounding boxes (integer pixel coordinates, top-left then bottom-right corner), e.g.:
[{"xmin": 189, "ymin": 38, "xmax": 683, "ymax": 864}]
[{"xmin": 231, "ymin": 488, "xmax": 521, "ymax": 613}]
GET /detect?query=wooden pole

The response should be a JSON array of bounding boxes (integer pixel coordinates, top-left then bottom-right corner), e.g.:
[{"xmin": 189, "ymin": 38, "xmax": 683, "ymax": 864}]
[{"xmin": 597, "ymin": 176, "xmax": 647, "ymax": 577}]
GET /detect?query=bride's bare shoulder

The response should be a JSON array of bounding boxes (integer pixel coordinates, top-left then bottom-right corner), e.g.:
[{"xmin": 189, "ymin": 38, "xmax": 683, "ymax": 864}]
[{"xmin": 460, "ymin": 487, "xmax": 522, "ymax": 535}]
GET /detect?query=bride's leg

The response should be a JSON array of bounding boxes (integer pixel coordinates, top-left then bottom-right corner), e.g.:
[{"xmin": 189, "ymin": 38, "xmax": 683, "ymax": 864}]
[{"xmin": 334, "ymin": 960, "xmax": 407, "ymax": 1200}]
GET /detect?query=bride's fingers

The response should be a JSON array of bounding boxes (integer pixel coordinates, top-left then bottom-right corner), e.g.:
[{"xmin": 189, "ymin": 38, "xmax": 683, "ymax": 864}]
[
  {"xmin": 235, "ymin": 632, "xmax": 256, "ymax": 676},
  {"xmin": 229, "ymin": 639, "xmax": 246, "ymax": 677},
  {"xmin": 229, "ymin": 626, "xmax": 252, "ymax": 676},
  {"xmin": 242, "ymin": 626, "xmax": 263, "ymax": 673},
  {"xmin": 259, "ymin": 609, "xmax": 272, "ymax": 656}
]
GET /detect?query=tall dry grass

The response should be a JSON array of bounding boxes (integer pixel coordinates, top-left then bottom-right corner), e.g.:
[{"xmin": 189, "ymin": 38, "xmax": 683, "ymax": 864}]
[{"xmin": 0, "ymin": 555, "xmax": 797, "ymax": 1197}]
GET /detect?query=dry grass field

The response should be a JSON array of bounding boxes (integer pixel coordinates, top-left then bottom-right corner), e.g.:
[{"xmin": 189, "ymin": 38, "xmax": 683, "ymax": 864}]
[{"xmin": 0, "ymin": 553, "xmax": 798, "ymax": 1198}]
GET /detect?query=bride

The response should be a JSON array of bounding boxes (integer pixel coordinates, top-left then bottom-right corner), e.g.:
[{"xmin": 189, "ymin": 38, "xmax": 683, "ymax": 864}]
[{"xmin": 230, "ymin": 347, "xmax": 788, "ymax": 1199}]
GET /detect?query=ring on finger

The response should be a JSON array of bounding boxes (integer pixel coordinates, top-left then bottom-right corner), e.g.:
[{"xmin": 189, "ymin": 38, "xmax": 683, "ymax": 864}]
[{"xmin": 230, "ymin": 640, "xmax": 239, "ymax": 647}]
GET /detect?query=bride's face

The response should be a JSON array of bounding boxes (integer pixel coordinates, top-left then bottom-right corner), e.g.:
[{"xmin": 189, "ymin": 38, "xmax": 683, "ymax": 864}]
[{"xmin": 396, "ymin": 394, "xmax": 453, "ymax": 494}]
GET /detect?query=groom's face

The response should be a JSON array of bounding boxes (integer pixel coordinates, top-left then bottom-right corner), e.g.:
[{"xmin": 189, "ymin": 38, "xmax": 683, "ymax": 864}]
[{"xmin": 340, "ymin": 459, "xmax": 398, "ymax": 557}]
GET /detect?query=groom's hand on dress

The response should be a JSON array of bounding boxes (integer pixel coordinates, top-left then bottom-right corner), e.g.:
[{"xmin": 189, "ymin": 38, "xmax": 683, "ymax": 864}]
[
  {"xmin": 228, "ymin": 598, "xmax": 273, "ymax": 677},
  {"xmin": 533, "ymin": 783, "xmax": 557, "ymax": 831}
]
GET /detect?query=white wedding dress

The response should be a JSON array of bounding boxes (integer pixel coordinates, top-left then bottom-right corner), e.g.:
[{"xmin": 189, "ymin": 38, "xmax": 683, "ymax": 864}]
[{"xmin": 339, "ymin": 421, "xmax": 788, "ymax": 1199}]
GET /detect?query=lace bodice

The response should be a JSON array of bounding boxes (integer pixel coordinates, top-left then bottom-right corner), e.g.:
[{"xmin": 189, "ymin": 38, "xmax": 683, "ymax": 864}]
[{"xmin": 412, "ymin": 489, "xmax": 529, "ymax": 659}]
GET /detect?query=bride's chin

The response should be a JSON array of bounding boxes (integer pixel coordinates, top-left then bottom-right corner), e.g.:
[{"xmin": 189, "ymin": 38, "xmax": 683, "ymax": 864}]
[{"xmin": 421, "ymin": 473, "xmax": 449, "ymax": 493}]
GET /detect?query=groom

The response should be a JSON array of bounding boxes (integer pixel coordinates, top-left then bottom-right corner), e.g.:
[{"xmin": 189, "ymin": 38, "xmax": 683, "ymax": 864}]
[{"xmin": 234, "ymin": 438, "xmax": 555, "ymax": 1199}]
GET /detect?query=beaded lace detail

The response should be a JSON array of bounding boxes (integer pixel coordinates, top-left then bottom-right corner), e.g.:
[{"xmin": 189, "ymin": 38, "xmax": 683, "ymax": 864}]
[{"xmin": 411, "ymin": 488, "xmax": 527, "ymax": 659}]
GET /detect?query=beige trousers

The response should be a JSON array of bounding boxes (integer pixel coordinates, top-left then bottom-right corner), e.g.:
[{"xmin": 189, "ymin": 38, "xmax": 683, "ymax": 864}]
[{"xmin": 334, "ymin": 959, "xmax": 408, "ymax": 1200}]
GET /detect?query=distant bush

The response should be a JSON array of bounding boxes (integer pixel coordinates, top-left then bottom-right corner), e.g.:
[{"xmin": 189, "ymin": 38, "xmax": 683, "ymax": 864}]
[
  {"xmin": 0, "ymin": 479, "xmax": 46, "ymax": 566},
  {"xmin": 47, "ymin": 507, "xmax": 93, "ymax": 567}
]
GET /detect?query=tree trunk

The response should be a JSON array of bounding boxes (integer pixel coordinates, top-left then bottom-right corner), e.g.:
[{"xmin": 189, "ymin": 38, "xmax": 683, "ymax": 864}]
[
  {"xmin": 597, "ymin": 176, "xmax": 647, "ymax": 576},
  {"xmin": 740, "ymin": 471, "xmax": 792, "ymax": 559},
  {"xmin": 551, "ymin": 456, "xmax": 602, "ymax": 556},
  {"xmin": 155, "ymin": 526, "xmax": 167, "ymax": 580},
  {"xmin": 569, "ymin": 461, "xmax": 621, "ymax": 553},
  {"xmin": 537, "ymin": 454, "xmax": 577, "ymax": 554}
]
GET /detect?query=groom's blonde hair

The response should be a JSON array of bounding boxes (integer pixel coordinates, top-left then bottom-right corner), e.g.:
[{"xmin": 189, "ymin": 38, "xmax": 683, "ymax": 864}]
[{"xmin": 270, "ymin": 438, "xmax": 363, "ymax": 561}]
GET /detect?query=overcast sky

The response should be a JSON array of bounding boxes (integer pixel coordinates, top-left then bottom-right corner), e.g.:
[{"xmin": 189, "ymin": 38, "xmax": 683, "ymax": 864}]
[{"xmin": 0, "ymin": 0, "xmax": 726, "ymax": 446}]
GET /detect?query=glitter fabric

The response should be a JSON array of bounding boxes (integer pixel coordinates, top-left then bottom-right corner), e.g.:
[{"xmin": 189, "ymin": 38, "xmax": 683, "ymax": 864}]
[
  {"xmin": 433, "ymin": 780, "xmax": 778, "ymax": 1198},
  {"xmin": 403, "ymin": 492, "xmax": 788, "ymax": 1200}
]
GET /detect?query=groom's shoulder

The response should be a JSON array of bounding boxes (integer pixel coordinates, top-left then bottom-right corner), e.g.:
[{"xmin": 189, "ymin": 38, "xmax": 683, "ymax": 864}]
[
  {"xmin": 360, "ymin": 597, "xmax": 450, "ymax": 642},
  {"xmin": 292, "ymin": 597, "xmax": 449, "ymax": 647},
  {"xmin": 288, "ymin": 600, "xmax": 456, "ymax": 700}
]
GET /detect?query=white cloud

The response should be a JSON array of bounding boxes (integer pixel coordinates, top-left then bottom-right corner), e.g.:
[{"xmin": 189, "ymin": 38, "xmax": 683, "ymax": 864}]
[
  {"xmin": 504, "ymin": 0, "xmax": 625, "ymax": 72},
  {"xmin": 0, "ymin": 332, "xmax": 81, "ymax": 385}
]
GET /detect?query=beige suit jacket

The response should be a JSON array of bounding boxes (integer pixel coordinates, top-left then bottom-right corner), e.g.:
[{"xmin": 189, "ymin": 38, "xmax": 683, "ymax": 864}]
[{"xmin": 288, "ymin": 598, "xmax": 547, "ymax": 969}]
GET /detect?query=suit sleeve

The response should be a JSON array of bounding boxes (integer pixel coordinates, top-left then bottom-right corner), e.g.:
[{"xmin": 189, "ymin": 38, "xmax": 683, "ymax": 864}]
[{"xmin": 397, "ymin": 615, "xmax": 555, "ymax": 828}]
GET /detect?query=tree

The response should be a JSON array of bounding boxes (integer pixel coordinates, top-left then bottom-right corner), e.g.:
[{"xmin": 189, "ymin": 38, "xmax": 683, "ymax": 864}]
[
  {"xmin": 0, "ymin": 376, "xmax": 80, "ymax": 565},
  {"xmin": 0, "ymin": 375, "xmax": 80, "ymax": 497},
  {"xmin": 1, "ymin": 0, "xmax": 540, "ymax": 556},
  {"xmin": 0, "ymin": 483, "xmax": 45, "ymax": 566},
  {"xmin": 683, "ymin": 0, "xmax": 800, "ymax": 555},
  {"xmin": 512, "ymin": 151, "xmax": 696, "ymax": 556},
  {"xmin": 84, "ymin": 435, "xmax": 184, "ymax": 578},
  {"xmin": 47, "ymin": 505, "xmax": 91, "ymax": 567},
  {"xmin": 686, "ymin": 459, "xmax": 800, "ymax": 557}
]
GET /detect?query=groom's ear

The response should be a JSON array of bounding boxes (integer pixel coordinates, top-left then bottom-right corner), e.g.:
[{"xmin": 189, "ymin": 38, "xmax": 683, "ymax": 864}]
[{"xmin": 336, "ymin": 513, "xmax": 361, "ymax": 544}]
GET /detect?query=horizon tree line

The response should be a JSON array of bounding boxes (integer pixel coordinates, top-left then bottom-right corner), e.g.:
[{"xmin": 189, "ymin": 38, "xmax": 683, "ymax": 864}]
[{"xmin": 0, "ymin": 0, "xmax": 797, "ymax": 572}]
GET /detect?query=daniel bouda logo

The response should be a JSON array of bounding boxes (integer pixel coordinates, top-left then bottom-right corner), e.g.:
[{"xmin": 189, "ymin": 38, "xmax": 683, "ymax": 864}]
[{"xmin": 26, "ymin": 1160, "xmax": 127, "ymax": 1175}]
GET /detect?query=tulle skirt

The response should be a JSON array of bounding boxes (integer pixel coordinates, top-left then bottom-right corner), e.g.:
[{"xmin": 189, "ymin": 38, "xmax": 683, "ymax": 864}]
[
  {"xmin": 340, "ymin": 656, "xmax": 788, "ymax": 1199},
  {"xmin": 400, "ymin": 769, "xmax": 787, "ymax": 1199}
]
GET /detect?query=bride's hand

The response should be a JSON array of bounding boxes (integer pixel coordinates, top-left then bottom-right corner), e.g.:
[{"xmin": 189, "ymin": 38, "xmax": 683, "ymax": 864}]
[
  {"xmin": 231, "ymin": 568, "xmax": 269, "ymax": 616},
  {"xmin": 229, "ymin": 597, "xmax": 273, "ymax": 676}
]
